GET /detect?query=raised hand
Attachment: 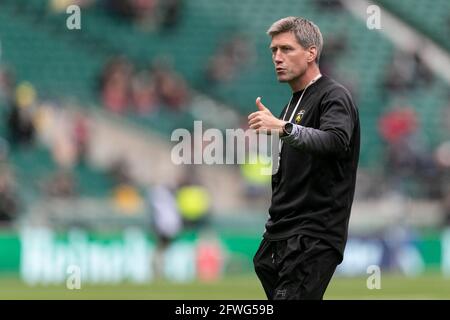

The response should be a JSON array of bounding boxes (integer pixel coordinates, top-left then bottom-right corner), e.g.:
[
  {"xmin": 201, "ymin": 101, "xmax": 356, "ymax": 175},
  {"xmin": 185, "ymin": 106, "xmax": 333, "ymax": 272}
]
[{"xmin": 248, "ymin": 97, "xmax": 286, "ymax": 135}]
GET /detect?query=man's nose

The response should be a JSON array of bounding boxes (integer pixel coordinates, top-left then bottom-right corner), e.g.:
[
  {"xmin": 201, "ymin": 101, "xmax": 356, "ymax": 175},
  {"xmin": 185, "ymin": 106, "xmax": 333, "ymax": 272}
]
[{"xmin": 274, "ymin": 52, "xmax": 283, "ymax": 64}]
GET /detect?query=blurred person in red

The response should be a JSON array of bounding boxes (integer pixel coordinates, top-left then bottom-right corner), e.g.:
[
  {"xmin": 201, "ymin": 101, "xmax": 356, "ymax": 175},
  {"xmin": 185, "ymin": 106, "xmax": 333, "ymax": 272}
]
[{"xmin": 379, "ymin": 105, "xmax": 440, "ymax": 198}]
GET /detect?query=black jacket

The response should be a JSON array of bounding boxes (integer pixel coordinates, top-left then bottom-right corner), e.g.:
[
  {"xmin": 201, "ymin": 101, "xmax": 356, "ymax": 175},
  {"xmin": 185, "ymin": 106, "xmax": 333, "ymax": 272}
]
[{"xmin": 264, "ymin": 75, "xmax": 360, "ymax": 260}]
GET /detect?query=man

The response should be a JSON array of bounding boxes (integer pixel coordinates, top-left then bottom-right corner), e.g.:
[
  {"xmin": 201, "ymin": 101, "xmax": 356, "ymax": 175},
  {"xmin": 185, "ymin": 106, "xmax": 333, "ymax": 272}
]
[{"xmin": 248, "ymin": 17, "xmax": 360, "ymax": 300}]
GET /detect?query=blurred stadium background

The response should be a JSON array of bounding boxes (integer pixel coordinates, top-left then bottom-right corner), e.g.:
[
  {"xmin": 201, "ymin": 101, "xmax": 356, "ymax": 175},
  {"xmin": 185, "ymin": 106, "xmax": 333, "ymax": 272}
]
[{"xmin": 0, "ymin": 0, "xmax": 450, "ymax": 299}]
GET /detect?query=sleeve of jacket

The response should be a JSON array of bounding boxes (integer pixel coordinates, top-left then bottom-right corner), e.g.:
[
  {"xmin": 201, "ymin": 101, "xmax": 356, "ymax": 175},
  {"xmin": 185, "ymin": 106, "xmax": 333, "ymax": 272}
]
[{"xmin": 281, "ymin": 86, "xmax": 356, "ymax": 156}]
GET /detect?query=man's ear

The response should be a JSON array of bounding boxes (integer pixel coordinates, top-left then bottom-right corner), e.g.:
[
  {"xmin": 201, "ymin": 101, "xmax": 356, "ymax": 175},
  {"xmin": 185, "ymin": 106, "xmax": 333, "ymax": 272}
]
[{"xmin": 307, "ymin": 46, "xmax": 317, "ymax": 63}]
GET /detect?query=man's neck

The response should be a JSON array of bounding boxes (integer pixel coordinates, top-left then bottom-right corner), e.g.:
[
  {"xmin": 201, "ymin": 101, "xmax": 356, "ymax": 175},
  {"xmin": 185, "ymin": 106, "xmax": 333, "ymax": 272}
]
[{"xmin": 290, "ymin": 65, "xmax": 321, "ymax": 92}]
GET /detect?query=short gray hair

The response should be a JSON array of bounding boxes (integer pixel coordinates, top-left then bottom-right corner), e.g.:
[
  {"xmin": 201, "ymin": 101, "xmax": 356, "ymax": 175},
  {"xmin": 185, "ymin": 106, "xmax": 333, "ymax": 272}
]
[{"xmin": 267, "ymin": 17, "xmax": 323, "ymax": 64}]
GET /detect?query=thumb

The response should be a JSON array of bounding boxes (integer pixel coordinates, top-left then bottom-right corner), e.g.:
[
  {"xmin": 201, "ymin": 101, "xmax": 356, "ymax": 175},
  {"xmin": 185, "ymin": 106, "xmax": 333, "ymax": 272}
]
[{"xmin": 256, "ymin": 97, "xmax": 268, "ymax": 111}]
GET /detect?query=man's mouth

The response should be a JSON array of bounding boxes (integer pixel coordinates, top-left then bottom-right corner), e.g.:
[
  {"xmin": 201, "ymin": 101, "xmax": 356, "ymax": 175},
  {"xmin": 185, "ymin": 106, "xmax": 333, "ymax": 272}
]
[{"xmin": 276, "ymin": 68, "xmax": 286, "ymax": 74}]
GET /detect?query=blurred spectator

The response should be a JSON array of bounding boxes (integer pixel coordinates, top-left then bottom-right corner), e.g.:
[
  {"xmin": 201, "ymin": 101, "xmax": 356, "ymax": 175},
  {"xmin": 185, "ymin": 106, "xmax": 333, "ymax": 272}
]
[
  {"xmin": 108, "ymin": 158, "xmax": 143, "ymax": 214},
  {"xmin": 441, "ymin": 93, "xmax": 450, "ymax": 133},
  {"xmin": 239, "ymin": 154, "xmax": 271, "ymax": 201},
  {"xmin": 108, "ymin": 158, "xmax": 132, "ymax": 185},
  {"xmin": 130, "ymin": 70, "xmax": 159, "ymax": 115},
  {"xmin": 152, "ymin": 61, "xmax": 190, "ymax": 111},
  {"xmin": 72, "ymin": 111, "xmax": 91, "ymax": 165},
  {"xmin": 106, "ymin": 0, "xmax": 160, "ymax": 30},
  {"xmin": 147, "ymin": 184, "xmax": 183, "ymax": 279},
  {"xmin": 205, "ymin": 34, "xmax": 254, "ymax": 85},
  {"xmin": 52, "ymin": 127, "xmax": 78, "ymax": 170},
  {"xmin": 378, "ymin": 106, "xmax": 418, "ymax": 187},
  {"xmin": 42, "ymin": 169, "xmax": 77, "ymax": 198},
  {"xmin": 112, "ymin": 183, "xmax": 144, "ymax": 214},
  {"xmin": 100, "ymin": 57, "xmax": 191, "ymax": 114},
  {"xmin": 0, "ymin": 138, "xmax": 9, "ymax": 162},
  {"xmin": 435, "ymin": 97, "xmax": 450, "ymax": 222},
  {"xmin": 384, "ymin": 50, "xmax": 434, "ymax": 94},
  {"xmin": 7, "ymin": 82, "xmax": 37, "ymax": 148},
  {"xmin": 175, "ymin": 168, "xmax": 211, "ymax": 228},
  {"xmin": 0, "ymin": 139, "xmax": 19, "ymax": 224},
  {"xmin": 379, "ymin": 106, "xmax": 418, "ymax": 145},
  {"xmin": 148, "ymin": 184, "xmax": 182, "ymax": 244},
  {"xmin": 99, "ymin": 56, "xmax": 133, "ymax": 114},
  {"xmin": 0, "ymin": 66, "xmax": 15, "ymax": 104},
  {"xmin": 0, "ymin": 170, "xmax": 19, "ymax": 224},
  {"xmin": 105, "ymin": 0, "xmax": 183, "ymax": 31},
  {"xmin": 32, "ymin": 102, "xmax": 90, "ymax": 166},
  {"xmin": 206, "ymin": 54, "xmax": 235, "ymax": 84},
  {"xmin": 412, "ymin": 51, "xmax": 434, "ymax": 86},
  {"xmin": 442, "ymin": 192, "xmax": 450, "ymax": 226},
  {"xmin": 196, "ymin": 233, "xmax": 224, "ymax": 282},
  {"xmin": 379, "ymin": 105, "xmax": 440, "ymax": 198},
  {"xmin": 435, "ymin": 141, "xmax": 450, "ymax": 225},
  {"xmin": 160, "ymin": 0, "xmax": 183, "ymax": 30},
  {"xmin": 7, "ymin": 105, "xmax": 35, "ymax": 148}
]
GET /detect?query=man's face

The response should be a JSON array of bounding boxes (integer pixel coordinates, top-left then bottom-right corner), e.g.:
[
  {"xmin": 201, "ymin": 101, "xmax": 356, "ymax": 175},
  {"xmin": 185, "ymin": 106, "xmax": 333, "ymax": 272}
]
[{"xmin": 270, "ymin": 32, "xmax": 310, "ymax": 84}]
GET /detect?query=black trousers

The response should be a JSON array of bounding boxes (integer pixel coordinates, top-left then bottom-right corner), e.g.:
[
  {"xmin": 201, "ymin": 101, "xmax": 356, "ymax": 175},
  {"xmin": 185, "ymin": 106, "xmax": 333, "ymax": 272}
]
[{"xmin": 253, "ymin": 234, "xmax": 341, "ymax": 300}]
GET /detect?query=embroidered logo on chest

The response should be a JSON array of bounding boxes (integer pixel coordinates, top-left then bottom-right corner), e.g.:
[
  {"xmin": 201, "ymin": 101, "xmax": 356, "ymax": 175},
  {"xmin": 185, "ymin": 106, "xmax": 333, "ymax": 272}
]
[{"xmin": 295, "ymin": 110, "xmax": 305, "ymax": 124}]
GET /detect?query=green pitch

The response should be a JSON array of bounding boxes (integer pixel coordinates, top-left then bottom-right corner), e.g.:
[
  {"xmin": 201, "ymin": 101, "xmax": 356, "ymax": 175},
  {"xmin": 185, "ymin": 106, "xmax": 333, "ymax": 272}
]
[{"xmin": 0, "ymin": 274, "xmax": 449, "ymax": 299}]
